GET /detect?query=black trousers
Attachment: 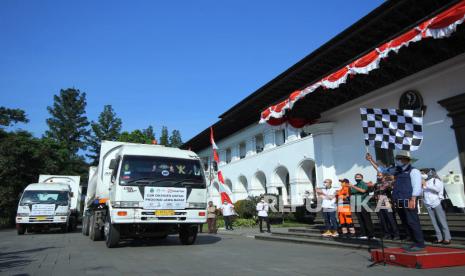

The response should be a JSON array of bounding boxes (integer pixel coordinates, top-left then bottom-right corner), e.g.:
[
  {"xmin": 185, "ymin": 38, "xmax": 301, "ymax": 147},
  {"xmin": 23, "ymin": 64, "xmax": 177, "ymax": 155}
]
[
  {"xmin": 223, "ymin": 215, "xmax": 233, "ymax": 230},
  {"xmin": 377, "ymin": 209, "xmax": 399, "ymax": 238},
  {"xmin": 258, "ymin": 216, "xmax": 270, "ymax": 232},
  {"xmin": 395, "ymin": 201, "xmax": 425, "ymax": 247},
  {"xmin": 393, "ymin": 202, "xmax": 413, "ymax": 239},
  {"xmin": 354, "ymin": 207, "xmax": 375, "ymax": 237}
]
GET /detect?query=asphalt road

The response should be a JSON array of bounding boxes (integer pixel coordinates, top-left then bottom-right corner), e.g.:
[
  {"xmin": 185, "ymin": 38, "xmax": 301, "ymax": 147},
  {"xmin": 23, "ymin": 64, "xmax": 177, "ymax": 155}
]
[{"xmin": 1, "ymin": 228, "xmax": 465, "ymax": 276}]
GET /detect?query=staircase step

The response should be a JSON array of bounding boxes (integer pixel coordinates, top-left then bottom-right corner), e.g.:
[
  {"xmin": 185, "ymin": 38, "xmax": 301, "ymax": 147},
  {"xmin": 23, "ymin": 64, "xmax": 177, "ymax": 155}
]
[{"xmin": 255, "ymin": 230, "xmax": 465, "ymax": 250}]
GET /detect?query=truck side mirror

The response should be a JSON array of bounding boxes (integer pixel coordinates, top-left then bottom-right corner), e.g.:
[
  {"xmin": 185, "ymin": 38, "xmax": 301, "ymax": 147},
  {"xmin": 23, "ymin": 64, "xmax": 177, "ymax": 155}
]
[{"xmin": 109, "ymin": 159, "xmax": 118, "ymax": 170}]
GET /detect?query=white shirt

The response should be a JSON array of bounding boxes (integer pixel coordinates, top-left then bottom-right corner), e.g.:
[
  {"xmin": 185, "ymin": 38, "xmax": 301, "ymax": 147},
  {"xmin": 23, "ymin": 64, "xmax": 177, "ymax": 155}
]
[
  {"xmin": 220, "ymin": 203, "xmax": 235, "ymax": 216},
  {"xmin": 256, "ymin": 202, "xmax": 269, "ymax": 217},
  {"xmin": 423, "ymin": 178, "xmax": 444, "ymax": 208},
  {"xmin": 320, "ymin": 187, "xmax": 337, "ymax": 210}
]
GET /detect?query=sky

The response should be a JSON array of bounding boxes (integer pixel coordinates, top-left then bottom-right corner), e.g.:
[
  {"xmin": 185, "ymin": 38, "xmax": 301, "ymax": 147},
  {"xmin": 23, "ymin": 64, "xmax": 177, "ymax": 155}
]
[{"xmin": 0, "ymin": 0, "xmax": 384, "ymax": 142}]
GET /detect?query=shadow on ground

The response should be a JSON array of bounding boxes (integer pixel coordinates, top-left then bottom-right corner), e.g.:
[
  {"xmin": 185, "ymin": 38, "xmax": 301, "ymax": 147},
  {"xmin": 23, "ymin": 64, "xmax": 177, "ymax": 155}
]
[
  {"xmin": 0, "ymin": 247, "xmax": 55, "ymax": 272},
  {"xmin": 119, "ymin": 234, "xmax": 222, "ymax": 248}
]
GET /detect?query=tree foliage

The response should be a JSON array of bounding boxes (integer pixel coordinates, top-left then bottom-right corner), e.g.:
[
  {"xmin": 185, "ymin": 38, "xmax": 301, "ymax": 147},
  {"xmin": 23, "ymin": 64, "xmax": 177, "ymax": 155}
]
[
  {"xmin": 159, "ymin": 126, "xmax": 169, "ymax": 146},
  {"xmin": 118, "ymin": 126, "xmax": 156, "ymax": 144},
  {"xmin": 86, "ymin": 105, "xmax": 122, "ymax": 165},
  {"xmin": 169, "ymin": 129, "xmax": 183, "ymax": 148},
  {"xmin": 0, "ymin": 107, "xmax": 29, "ymax": 126},
  {"xmin": 46, "ymin": 88, "xmax": 90, "ymax": 155}
]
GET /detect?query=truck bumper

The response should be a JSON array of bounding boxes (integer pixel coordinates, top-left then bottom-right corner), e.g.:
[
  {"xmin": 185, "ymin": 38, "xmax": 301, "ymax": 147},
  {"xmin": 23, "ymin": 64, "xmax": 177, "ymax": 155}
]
[
  {"xmin": 16, "ymin": 216, "xmax": 68, "ymax": 224},
  {"xmin": 110, "ymin": 208, "xmax": 207, "ymax": 224}
]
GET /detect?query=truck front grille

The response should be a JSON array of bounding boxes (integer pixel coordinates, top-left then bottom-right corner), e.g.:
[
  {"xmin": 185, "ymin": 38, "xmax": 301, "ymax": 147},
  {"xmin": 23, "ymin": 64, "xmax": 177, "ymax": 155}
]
[{"xmin": 29, "ymin": 216, "xmax": 54, "ymax": 222}]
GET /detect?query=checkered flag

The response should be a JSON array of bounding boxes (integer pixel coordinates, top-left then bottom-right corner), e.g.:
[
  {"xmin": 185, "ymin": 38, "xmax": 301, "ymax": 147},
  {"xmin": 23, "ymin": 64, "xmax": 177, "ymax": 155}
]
[{"xmin": 360, "ymin": 108, "xmax": 423, "ymax": 151}]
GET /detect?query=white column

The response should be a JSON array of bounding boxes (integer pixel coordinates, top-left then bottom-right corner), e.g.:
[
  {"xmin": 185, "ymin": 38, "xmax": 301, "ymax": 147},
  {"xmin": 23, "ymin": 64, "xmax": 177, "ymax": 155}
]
[
  {"xmin": 264, "ymin": 129, "xmax": 275, "ymax": 150},
  {"xmin": 290, "ymin": 181, "xmax": 308, "ymax": 205},
  {"xmin": 246, "ymin": 138, "xmax": 255, "ymax": 157},
  {"xmin": 305, "ymin": 123, "xmax": 338, "ymax": 189},
  {"xmin": 231, "ymin": 144, "xmax": 240, "ymax": 162},
  {"xmin": 218, "ymin": 150, "xmax": 226, "ymax": 166},
  {"xmin": 286, "ymin": 125, "xmax": 300, "ymax": 142}
]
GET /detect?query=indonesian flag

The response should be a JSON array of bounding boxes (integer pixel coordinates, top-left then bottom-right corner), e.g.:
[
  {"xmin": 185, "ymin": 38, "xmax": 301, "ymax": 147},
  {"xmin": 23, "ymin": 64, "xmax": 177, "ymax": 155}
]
[
  {"xmin": 210, "ymin": 127, "xmax": 233, "ymax": 204},
  {"xmin": 210, "ymin": 127, "xmax": 220, "ymax": 163}
]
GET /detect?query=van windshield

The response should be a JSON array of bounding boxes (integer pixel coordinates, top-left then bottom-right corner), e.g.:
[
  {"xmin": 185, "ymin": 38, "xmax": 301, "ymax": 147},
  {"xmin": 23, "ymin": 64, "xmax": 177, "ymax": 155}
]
[
  {"xmin": 119, "ymin": 155, "xmax": 205, "ymax": 186},
  {"xmin": 20, "ymin": 191, "xmax": 69, "ymax": 205}
]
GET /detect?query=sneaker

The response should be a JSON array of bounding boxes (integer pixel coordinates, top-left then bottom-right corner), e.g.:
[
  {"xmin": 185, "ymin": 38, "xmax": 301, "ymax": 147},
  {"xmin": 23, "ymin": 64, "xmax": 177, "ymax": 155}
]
[
  {"xmin": 330, "ymin": 230, "xmax": 339, "ymax": 237},
  {"xmin": 405, "ymin": 246, "xmax": 426, "ymax": 253},
  {"xmin": 358, "ymin": 236, "xmax": 368, "ymax": 240},
  {"xmin": 321, "ymin": 230, "xmax": 332, "ymax": 237}
]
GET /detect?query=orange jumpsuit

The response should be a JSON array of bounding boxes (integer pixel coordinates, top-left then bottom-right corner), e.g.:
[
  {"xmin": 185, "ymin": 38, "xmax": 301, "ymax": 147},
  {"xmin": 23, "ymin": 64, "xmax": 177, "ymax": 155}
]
[{"xmin": 337, "ymin": 184, "xmax": 353, "ymax": 228}]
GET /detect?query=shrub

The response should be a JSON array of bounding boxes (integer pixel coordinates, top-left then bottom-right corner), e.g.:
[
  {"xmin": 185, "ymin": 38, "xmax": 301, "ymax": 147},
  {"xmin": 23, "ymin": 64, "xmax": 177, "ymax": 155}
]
[
  {"xmin": 234, "ymin": 199, "xmax": 257, "ymax": 219},
  {"xmin": 233, "ymin": 218, "xmax": 256, "ymax": 228}
]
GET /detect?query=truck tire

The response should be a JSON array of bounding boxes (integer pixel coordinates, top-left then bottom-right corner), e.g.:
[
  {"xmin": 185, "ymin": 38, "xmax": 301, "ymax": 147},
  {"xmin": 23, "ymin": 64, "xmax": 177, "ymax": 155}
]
[
  {"xmin": 179, "ymin": 225, "xmax": 198, "ymax": 245},
  {"xmin": 89, "ymin": 214, "xmax": 103, "ymax": 241},
  {"xmin": 104, "ymin": 215, "xmax": 120, "ymax": 248},
  {"xmin": 61, "ymin": 224, "xmax": 68, "ymax": 233},
  {"xmin": 17, "ymin": 224, "xmax": 25, "ymax": 235},
  {"xmin": 82, "ymin": 215, "xmax": 90, "ymax": 236}
]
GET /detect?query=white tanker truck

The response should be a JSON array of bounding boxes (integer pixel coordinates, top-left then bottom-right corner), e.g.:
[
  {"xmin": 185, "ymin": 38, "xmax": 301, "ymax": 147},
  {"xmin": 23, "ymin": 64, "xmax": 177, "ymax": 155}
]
[{"xmin": 81, "ymin": 141, "xmax": 207, "ymax": 248}]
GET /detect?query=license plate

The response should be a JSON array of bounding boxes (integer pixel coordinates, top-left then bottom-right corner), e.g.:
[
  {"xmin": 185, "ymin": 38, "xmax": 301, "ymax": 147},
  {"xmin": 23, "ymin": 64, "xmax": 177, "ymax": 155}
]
[
  {"xmin": 36, "ymin": 216, "xmax": 47, "ymax": 220},
  {"xmin": 155, "ymin": 210, "xmax": 175, "ymax": 216}
]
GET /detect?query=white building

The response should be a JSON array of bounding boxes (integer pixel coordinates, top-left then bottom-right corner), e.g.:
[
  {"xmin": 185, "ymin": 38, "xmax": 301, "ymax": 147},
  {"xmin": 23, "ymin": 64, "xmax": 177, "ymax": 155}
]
[{"xmin": 183, "ymin": 0, "xmax": 465, "ymax": 209}]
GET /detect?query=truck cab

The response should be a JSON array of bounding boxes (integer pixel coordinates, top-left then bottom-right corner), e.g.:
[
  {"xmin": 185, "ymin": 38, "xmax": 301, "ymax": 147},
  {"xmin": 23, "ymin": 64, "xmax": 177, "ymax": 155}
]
[
  {"xmin": 16, "ymin": 183, "xmax": 73, "ymax": 234},
  {"xmin": 82, "ymin": 141, "xmax": 208, "ymax": 248}
]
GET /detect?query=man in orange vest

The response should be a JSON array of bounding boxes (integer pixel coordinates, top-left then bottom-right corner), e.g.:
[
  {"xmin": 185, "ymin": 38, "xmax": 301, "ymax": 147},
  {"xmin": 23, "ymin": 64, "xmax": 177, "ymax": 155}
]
[{"xmin": 337, "ymin": 179, "xmax": 356, "ymax": 238}]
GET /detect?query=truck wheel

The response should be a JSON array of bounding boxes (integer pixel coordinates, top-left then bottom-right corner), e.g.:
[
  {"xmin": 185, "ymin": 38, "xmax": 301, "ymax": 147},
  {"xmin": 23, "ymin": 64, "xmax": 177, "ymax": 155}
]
[
  {"xmin": 17, "ymin": 224, "xmax": 25, "ymax": 235},
  {"xmin": 89, "ymin": 214, "xmax": 103, "ymax": 241},
  {"xmin": 104, "ymin": 215, "xmax": 120, "ymax": 248},
  {"xmin": 179, "ymin": 225, "xmax": 198, "ymax": 245},
  {"xmin": 82, "ymin": 216, "xmax": 90, "ymax": 236}
]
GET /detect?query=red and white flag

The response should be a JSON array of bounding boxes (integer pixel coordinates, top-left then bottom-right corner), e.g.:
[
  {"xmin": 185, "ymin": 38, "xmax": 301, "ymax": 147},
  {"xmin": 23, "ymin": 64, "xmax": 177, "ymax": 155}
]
[{"xmin": 210, "ymin": 127, "xmax": 232, "ymax": 204}]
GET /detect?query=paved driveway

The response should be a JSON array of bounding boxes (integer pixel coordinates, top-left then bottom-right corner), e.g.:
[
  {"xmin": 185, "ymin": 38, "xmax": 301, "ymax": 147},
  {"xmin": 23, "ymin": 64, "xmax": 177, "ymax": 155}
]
[{"xmin": 0, "ymin": 228, "xmax": 464, "ymax": 276}]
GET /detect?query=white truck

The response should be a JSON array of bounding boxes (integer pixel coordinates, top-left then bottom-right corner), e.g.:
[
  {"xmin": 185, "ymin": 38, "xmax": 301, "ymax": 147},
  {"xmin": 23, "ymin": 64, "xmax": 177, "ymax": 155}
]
[
  {"xmin": 16, "ymin": 175, "xmax": 81, "ymax": 235},
  {"xmin": 81, "ymin": 141, "xmax": 208, "ymax": 248}
]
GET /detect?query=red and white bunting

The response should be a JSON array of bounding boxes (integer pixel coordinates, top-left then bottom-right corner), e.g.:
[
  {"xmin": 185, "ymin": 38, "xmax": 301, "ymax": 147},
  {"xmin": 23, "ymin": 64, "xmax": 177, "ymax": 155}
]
[{"xmin": 260, "ymin": 0, "xmax": 465, "ymax": 126}]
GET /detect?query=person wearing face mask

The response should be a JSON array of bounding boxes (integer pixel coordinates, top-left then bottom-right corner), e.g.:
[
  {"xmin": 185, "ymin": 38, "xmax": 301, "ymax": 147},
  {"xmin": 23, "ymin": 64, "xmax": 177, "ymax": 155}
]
[
  {"xmin": 380, "ymin": 150, "xmax": 425, "ymax": 252},
  {"xmin": 316, "ymin": 179, "xmax": 338, "ymax": 237},
  {"xmin": 337, "ymin": 179, "xmax": 356, "ymax": 238},
  {"xmin": 366, "ymin": 153, "xmax": 413, "ymax": 241},
  {"xmin": 349, "ymin": 173, "xmax": 375, "ymax": 239},
  {"xmin": 256, "ymin": 197, "xmax": 271, "ymax": 233},
  {"xmin": 373, "ymin": 172, "xmax": 400, "ymax": 240},
  {"xmin": 421, "ymin": 168, "xmax": 451, "ymax": 245}
]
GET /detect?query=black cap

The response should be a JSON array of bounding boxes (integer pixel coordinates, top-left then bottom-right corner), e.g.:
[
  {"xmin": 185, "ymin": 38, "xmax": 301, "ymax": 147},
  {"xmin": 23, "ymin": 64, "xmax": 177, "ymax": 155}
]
[{"xmin": 339, "ymin": 178, "xmax": 349, "ymax": 183}]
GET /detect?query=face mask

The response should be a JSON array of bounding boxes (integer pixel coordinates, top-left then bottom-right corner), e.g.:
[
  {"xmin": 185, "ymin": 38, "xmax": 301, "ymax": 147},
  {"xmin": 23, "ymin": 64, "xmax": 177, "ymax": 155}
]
[
  {"xmin": 421, "ymin": 174, "xmax": 428, "ymax": 180},
  {"xmin": 355, "ymin": 179, "xmax": 362, "ymax": 183},
  {"xmin": 395, "ymin": 160, "xmax": 404, "ymax": 167}
]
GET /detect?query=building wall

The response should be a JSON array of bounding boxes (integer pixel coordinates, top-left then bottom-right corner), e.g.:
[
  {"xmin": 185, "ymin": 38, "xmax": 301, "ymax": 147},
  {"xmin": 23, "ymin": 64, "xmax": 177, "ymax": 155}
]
[
  {"xmin": 198, "ymin": 53, "xmax": 465, "ymax": 207},
  {"xmin": 321, "ymin": 52, "xmax": 465, "ymax": 184}
]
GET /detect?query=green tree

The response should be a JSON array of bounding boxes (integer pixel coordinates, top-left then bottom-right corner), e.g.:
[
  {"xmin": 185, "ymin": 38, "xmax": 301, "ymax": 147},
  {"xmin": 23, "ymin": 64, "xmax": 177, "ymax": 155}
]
[
  {"xmin": 118, "ymin": 126, "xmax": 155, "ymax": 144},
  {"xmin": 159, "ymin": 126, "xmax": 169, "ymax": 146},
  {"xmin": 0, "ymin": 107, "xmax": 29, "ymax": 126},
  {"xmin": 86, "ymin": 105, "xmax": 122, "ymax": 165},
  {"xmin": 46, "ymin": 88, "xmax": 90, "ymax": 155},
  {"xmin": 169, "ymin": 129, "xmax": 183, "ymax": 148}
]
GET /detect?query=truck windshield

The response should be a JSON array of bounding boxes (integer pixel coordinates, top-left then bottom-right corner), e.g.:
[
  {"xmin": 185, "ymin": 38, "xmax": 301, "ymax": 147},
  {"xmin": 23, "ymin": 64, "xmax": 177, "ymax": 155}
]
[
  {"xmin": 119, "ymin": 155, "xmax": 205, "ymax": 185},
  {"xmin": 20, "ymin": 191, "xmax": 69, "ymax": 205}
]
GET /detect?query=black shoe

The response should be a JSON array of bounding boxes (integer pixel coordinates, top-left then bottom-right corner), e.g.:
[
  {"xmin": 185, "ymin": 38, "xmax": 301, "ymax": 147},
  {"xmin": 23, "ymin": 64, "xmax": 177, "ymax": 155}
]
[
  {"xmin": 260, "ymin": 230, "xmax": 264, "ymax": 233},
  {"xmin": 432, "ymin": 240, "xmax": 443, "ymax": 244},
  {"xmin": 405, "ymin": 246, "xmax": 426, "ymax": 253},
  {"xmin": 266, "ymin": 230, "xmax": 271, "ymax": 233},
  {"xmin": 392, "ymin": 236, "xmax": 401, "ymax": 241},
  {"xmin": 383, "ymin": 235, "xmax": 391, "ymax": 240},
  {"xmin": 401, "ymin": 244, "xmax": 413, "ymax": 250}
]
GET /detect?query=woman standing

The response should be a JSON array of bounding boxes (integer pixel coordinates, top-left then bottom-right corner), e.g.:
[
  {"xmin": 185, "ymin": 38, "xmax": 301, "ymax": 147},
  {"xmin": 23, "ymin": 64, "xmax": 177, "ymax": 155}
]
[{"xmin": 422, "ymin": 168, "xmax": 452, "ymax": 244}]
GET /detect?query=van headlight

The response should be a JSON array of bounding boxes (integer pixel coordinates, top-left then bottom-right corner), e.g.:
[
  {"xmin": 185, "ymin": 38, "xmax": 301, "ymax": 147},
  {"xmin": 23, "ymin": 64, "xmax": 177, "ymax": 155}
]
[
  {"xmin": 16, "ymin": 213, "xmax": 29, "ymax": 217},
  {"xmin": 187, "ymin": 202, "xmax": 207, "ymax": 209},
  {"xmin": 55, "ymin": 212, "xmax": 68, "ymax": 216},
  {"xmin": 112, "ymin": 201, "xmax": 140, "ymax": 208}
]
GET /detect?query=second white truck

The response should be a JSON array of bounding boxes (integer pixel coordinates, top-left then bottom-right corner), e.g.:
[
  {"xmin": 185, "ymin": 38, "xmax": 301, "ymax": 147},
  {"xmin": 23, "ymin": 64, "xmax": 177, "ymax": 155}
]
[
  {"xmin": 16, "ymin": 175, "xmax": 81, "ymax": 234},
  {"xmin": 81, "ymin": 141, "xmax": 207, "ymax": 248}
]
